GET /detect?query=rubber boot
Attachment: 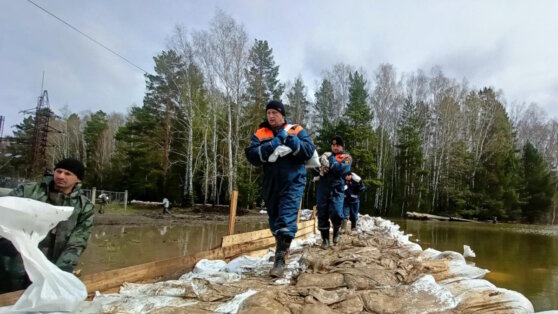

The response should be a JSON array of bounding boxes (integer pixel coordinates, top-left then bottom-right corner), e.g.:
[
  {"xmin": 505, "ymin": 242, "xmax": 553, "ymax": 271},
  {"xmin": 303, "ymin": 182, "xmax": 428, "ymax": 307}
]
[
  {"xmin": 270, "ymin": 234, "xmax": 292, "ymax": 277},
  {"xmin": 333, "ymin": 226, "xmax": 341, "ymax": 244},
  {"xmin": 341, "ymin": 219, "xmax": 348, "ymax": 233},
  {"xmin": 320, "ymin": 229, "xmax": 330, "ymax": 249}
]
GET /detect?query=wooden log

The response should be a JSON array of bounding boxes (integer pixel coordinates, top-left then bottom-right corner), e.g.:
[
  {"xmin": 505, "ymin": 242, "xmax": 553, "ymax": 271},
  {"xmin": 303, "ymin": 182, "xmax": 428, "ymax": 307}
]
[
  {"xmin": 406, "ymin": 211, "xmax": 450, "ymax": 221},
  {"xmin": 228, "ymin": 190, "xmax": 239, "ymax": 235},
  {"xmin": 406, "ymin": 211, "xmax": 479, "ymax": 223}
]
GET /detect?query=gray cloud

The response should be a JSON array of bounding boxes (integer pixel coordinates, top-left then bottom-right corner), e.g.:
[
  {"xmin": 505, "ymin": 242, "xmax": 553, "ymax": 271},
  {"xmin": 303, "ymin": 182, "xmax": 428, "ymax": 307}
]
[{"xmin": 2, "ymin": 0, "xmax": 558, "ymax": 135}]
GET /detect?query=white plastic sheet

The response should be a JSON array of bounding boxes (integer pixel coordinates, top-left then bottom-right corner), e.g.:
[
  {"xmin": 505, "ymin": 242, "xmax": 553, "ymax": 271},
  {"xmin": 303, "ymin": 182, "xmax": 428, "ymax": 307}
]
[
  {"xmin": 267, "ymin": 124, "xmax": 320, "ymax": 168},
  {"xmin": 463, "ymin": 245, "xmax": 476, "ymax": 258},
  {"xmin": 0, "ymin": 196, "xmax": 87, "ymax": 313}
]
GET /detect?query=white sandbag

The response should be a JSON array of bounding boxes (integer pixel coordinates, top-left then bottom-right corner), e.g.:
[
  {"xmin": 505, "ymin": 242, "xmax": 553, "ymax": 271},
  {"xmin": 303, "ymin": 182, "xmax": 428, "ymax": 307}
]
[
  {"xmin": 463, "ymin": 245, "xmax": 476, "ymax": 258},
  {"xmin": 351, "ymin": 172, "xmax": 361, "ymax": 182},
  {"xmin": 268, "ymin": 145, "xmax": 292, "ymax": 162},
  {"xmin": 0, "ymin": 196, "xmax": 87, "ymax": 313},
  {"xmin": 267, "ymin": 123, "xmax": 319, "ymax": 168}
]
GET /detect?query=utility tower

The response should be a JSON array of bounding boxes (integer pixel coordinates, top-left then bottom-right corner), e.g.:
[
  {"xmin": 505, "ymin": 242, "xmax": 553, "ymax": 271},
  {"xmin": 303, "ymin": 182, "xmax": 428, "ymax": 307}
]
[
  {"xmin": 0, "ymin": 115, "xmax": 4, "ymax": 149},
  {"xmin": 32, "ymin": 90, "xmax": 52, "ymax": 176},
  {"xmin": 20, "ymin": 90, "xmax": 55, "ymax": 176}
]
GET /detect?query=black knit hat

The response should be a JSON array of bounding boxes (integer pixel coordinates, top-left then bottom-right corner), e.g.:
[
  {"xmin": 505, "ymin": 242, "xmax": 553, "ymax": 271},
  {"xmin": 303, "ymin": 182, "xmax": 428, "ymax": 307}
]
[
  {"xmin": 331, "ymin": 135, "xmax": 344, "ymax": 147},
  {"xmin": 55, "ymin": 158, "xmax": 85, "ymax": 180},
  {"xmin": 265, "ymin": 100, "xmax": 286, "ymax": 116}
]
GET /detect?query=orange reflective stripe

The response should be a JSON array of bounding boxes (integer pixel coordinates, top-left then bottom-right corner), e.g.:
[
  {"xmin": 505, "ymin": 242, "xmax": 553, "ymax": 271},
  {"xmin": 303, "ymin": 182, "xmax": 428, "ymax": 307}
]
[
  {"xmin": 254, "ymin": 127, "xmax": 274, "ymax": 141},
  {"xmin": 336, "ymin": 153, "xmax": 350, "ymax": 163},
  {"xmin": 287, "ymin": 125, "xmax": 304, "ymax": 135}
]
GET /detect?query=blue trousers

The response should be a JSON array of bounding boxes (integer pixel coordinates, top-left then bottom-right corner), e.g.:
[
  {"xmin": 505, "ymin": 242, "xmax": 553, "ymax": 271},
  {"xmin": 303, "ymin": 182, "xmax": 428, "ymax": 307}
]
[
  {"xmin": 266, "ymin": 187, "xmax": 304, "ymax": 238},
  {"xmin": 343, "ymin": 202, "xmax": 359, "ymax": 226},
  {"xmin": 317, "ymin": 193, "xmax": 344, "ymax": 231}
]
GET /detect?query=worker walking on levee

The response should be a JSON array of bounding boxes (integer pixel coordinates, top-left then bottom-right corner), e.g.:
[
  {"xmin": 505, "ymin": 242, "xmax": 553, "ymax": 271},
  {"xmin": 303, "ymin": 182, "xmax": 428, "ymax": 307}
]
[
  {"xmin": 316, "ymin": 135, "xmax": 351, "ymax": 248},
  {"xmin": 245, "ymin": 100, "xmax": 315, "ymax": 277},
  {"xmin": 342, "ymin": 172, "xmax": 365, "ymax": 232}
]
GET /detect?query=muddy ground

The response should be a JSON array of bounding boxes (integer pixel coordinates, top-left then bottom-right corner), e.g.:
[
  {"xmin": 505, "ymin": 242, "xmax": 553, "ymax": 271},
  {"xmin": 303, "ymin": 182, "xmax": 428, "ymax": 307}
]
[{"xmin": 92, "ymin": 205, "xmax": 267, "ymax": 226}]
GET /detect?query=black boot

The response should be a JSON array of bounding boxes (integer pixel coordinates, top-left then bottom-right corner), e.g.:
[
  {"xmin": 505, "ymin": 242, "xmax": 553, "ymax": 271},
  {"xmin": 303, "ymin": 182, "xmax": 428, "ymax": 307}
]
[
  {"xmin": 320, "ymin": 229, "xmax": 330, "ymax": 248},
  {"xmin": 351, "ymin": 219, "xmax": 357, "ymax": 232},
  {"xmin": 333, "ymin": 226, "xmax": 341, "ymax": 244},
  {"xmin": 270, "ymin": 235, "xmax": 292, "ymax": 277}
]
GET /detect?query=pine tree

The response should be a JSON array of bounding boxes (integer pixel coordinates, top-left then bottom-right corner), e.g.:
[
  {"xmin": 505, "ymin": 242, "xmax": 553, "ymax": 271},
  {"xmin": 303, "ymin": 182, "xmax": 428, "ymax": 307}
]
[
  {"xmin": 83, "ymin": 110, "xmax": 108, "ymax": 187},
  {"xmin": 313, "ymin": 79, "xmax": 336, "ymax": 129},
  {"xmin": 396, "ymin": 99, "xmax": 425, "ymax": 215},
  {"xmin": 286, "ymin": 76, "xmax": 310, "ymax": 125},
  {"xmin": 521, "ymin": 142, "xmax": 556, "ymax": 223},
  {"xmin": 245, "ymin": 39, "xmax": 284, "ymax": 128}
]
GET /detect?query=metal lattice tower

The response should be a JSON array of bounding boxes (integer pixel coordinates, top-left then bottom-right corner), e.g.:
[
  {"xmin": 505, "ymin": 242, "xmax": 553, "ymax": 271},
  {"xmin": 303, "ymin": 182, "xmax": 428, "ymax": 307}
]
[
  {"xmin": 0, "ymin": 115, "xmax": 4, "ymax": 148},
  {"xmin": 31, "ymin": 90, "xmax": 52, "ymax": 176}
]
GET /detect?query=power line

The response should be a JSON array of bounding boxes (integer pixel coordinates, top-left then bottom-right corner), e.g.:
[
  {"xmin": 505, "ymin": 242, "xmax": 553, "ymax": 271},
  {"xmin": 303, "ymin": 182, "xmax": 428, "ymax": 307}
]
[{"xmin": 27, "ymin": 0, "xmax": 149, "ymax": 74}]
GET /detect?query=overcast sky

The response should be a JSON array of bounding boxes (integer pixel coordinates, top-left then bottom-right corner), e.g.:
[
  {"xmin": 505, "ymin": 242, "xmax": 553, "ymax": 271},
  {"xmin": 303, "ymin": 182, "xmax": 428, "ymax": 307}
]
[{"xmin": 2, "ymin": 0, "xmax": 558, "ymax": 135}]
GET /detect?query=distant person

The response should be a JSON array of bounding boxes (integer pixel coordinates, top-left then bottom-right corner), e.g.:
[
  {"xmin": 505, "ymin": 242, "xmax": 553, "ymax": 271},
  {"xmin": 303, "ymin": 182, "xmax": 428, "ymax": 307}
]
[
  {"xmin": 162, "ymin": 197, "xmax": 170, "ymax": 214},
  {"xmin": 97, "ymin": 192, "xmax": 110, "ymax": 214},
  {"xmin": 245, "ymin": 100, "xmax": 315, "ymax": 277},
  {"xmin": 0, "ymin": 158, "xmax": 94, "ymax": 293},
  {"xmin": 316, "ymin": 135, "xmax": 351, "ymax": 248},
  {"xmin": 342, "ymin": 172, "xmax": 365, "ymax": 232}
]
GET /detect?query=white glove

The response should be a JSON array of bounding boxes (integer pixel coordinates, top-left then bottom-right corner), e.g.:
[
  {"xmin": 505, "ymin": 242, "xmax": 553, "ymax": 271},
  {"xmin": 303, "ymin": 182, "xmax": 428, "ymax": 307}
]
[
  {"xmin": 319, "ymin": 153, "xmax": 331, "ymax": 167},
  {"xmin": 319, "ymin": 152, "xmax": 332, "ymax": 176}
]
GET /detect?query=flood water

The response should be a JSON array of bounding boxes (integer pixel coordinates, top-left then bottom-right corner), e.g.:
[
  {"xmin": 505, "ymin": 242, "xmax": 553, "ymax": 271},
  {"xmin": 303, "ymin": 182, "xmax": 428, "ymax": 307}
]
[
  {"xmin": 78, "ymin": 218, "xmax": 557, "ymax": 311},
  {"xmin": 392, "ymin": 218, "xmax": 558, "ymax": 312},
  {"xmin": 78, "ymin": 221, "xmax": 267, "ymax": 275}
]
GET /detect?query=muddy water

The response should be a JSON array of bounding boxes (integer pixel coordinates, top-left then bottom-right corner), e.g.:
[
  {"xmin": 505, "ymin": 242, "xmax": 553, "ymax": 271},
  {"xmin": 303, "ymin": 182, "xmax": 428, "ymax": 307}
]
[
  {"xmin": 78, "ymin": 221, "xmax": 267, "ymax": 275},
  {"xmin": 392, "ymin": 218, "xmax": 558, "ymax": 312}
]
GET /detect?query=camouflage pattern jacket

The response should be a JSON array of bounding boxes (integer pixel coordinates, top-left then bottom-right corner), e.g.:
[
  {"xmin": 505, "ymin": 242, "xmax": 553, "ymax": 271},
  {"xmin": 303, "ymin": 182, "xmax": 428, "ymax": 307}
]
[{"xmin": 0, "ymin": 175, "xmax": 93, "ymax": 291}]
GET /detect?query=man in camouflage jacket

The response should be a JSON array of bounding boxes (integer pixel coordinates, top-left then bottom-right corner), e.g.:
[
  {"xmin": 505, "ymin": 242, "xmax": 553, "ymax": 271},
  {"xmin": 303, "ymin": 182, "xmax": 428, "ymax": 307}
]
[{"xmin": 0, "ymin": 158, "xmax": 94, "ymax": 293}]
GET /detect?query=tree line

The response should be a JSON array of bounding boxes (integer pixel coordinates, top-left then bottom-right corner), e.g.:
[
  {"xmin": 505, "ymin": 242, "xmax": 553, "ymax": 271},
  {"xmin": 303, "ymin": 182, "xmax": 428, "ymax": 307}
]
[{"xmin": 3, "ymin": 10, "xmax": 557, "ymax": 223}]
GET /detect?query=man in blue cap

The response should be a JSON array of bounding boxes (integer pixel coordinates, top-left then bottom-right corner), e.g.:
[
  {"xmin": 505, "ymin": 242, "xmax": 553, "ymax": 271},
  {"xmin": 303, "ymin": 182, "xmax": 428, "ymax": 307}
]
[{"xmin": 245, "ymin": 100, "xmax": 315, "ymax": 277}]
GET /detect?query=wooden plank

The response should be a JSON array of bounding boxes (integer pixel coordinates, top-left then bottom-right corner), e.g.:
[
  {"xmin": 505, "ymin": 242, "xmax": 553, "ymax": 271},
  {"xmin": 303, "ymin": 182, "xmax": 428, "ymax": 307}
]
[
  {"xmin": 222, "ymin": 228, "xmax": 274, "ymax": 247},
  {"xmin": 0, "ymin": 291, "xmax": 22, "ymax": 307},
  {"xmin": 222, "ymin": 219, "xmax": 315, "ymax": 247},
  {"xmin": 298, "ymin": 219, "xmax": 314, "ymax": 229},
  {"xmin": 228, "ymin": 190, "xmax": 239, "ymax": 235},
  {"xmin": 312, "ymin": 205, "xmax": 317, "ymax": 234},
  {"xmin": 296, "ymin": 200, "xmax": 302, "ymax": 223}
]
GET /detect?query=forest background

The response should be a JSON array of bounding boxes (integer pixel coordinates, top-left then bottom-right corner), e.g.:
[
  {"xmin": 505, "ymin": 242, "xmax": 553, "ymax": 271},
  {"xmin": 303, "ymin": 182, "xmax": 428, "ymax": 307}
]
[{"xmin": 2, "ymin": 11, "xmax": 557, "ymax": 224}]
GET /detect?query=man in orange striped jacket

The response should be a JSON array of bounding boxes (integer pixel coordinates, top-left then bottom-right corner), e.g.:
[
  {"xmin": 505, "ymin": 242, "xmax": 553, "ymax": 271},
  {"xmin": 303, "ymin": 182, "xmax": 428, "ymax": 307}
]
[{"xmin": 245, "ymin": 100, "xmax": 315, "ymax": 277}]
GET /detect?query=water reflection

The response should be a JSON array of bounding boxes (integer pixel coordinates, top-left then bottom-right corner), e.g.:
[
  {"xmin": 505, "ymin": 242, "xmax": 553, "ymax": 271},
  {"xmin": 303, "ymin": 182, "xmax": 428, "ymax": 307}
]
[
  {"xmin": 78, "ymin": 221, "xmax": 268, "ymax": 276},
  {"xmin": 392, "ymin": 218, "xmax": 558, "ymax": 312}
]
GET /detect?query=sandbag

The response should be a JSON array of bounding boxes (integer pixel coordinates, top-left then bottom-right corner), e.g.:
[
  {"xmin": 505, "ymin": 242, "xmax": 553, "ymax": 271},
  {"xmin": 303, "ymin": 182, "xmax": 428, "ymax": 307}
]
[{"xmin": 0, "ymin": 196, "xmax": 87, "ymax": 313}]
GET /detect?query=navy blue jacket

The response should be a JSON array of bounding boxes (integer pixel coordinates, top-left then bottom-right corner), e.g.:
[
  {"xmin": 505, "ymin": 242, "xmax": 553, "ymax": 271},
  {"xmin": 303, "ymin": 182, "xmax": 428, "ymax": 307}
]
[
  {"xmin": 245, "ymin": 121, "xmax": 315, "ymax": 237},
  {"xmin": 344, "ymin": 179, "xmax": 366, "ymax": 204}
]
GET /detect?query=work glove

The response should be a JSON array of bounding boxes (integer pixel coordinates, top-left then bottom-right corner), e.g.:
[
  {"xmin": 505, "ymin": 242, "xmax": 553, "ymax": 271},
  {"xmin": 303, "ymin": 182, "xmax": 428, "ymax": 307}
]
[
  {"xmin": 320, "ymin": 152, "xmax": 331, "ymax": 166},
  {"xmin": 58, "ymin": 264, "xmax": 74, "ymax": 273},
  {"xmin": 319, "ymin": 152, "xmax": 331, "ymax": 176},
  {"xmin": 284, "ymin": 134, "xmax": 300, "ymax": 151},
  {"xmin": 275, "ymin": 128, "xmax": 288, "ymax": 144}
]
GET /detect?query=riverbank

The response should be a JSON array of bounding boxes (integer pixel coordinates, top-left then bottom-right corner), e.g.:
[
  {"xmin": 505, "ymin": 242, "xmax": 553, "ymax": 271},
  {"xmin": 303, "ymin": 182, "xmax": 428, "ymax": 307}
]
[
  {"xmin": 77, "ymin": 216, "xmax": 535, "ymax": 313},
  {"xmin": 92, "ymin": 205, "xmax": 267, "ymax": 226}
]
